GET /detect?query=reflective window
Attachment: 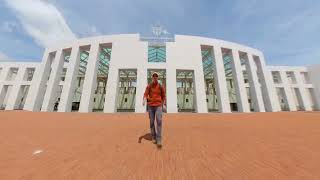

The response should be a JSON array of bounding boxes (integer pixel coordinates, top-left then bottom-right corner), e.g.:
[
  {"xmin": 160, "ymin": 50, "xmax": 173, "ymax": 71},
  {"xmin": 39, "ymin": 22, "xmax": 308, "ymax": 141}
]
[
  {"xmin": 272, "ymin": 71, "xmax": 282, "ymax": 84},
  {"xmin": 6, "ymin": 68, "xmax": 18, "ymax": 81},
  {"xmin": 148, "ymin": 46, "xmax": 166, "ymax": 62},
  {"xmin": 301, "ymin": 72, "xmax": 311, "ymax": 84},
  {"xmin": 286, "ymin": 72, "xmax": 297, "ymax": 84},
  {"xmin": 26, "ymin": 68, "xmax": 35, "ymax": 81},
  {"xmin": 201, "ymin": 46, "xmax": 219, "ymax": 112}
]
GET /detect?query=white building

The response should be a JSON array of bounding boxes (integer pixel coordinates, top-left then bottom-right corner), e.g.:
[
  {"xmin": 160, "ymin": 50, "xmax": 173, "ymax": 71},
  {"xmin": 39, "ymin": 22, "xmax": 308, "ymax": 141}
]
[{"xmin": 0, "ymin": 34, "xmax": 319, "ymax": 113}]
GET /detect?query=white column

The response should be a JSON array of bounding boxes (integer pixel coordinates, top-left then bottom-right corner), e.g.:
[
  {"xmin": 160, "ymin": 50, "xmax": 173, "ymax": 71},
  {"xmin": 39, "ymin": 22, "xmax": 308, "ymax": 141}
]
[
  {"xmin": 5, "ymin": 85, "xmax": 21, "ymax": 110},
  {"xmin": 79, "ymin": 43, "xmax": 100, "ymax": 113},
  {"xmin": 231, "ymin": 50, "xmax": 250, "ymax": 112},
  {"xmin": 279, "ymin": 70, "xmax": 297, "ymax": 111},
  {"xmin": 135, "ymin": 68, "xmax": 147, "ymax": 113},
  {"xmin": 245, "ymin": 54, "xmax": 265, "ymax": 112},
  {"xmin": 0, "ymin": 85, "xmax": 8, "ymax": 109},
  {"xmin": 255, "ymin": 55, "xmax": 280, "ymax": 112},
  {"xmin": 311, "ymin": 88, "xmax": 320, "ymax": 111},
  {"xmin": 194, "ymin": 68, "xmax": 208, "ymax": 113},
  {"xmin": 166, "ymin": 67, "xmax": 178, "ymax": 113},
  {"xmin": 6, "ymin": 67, "xmax": 27, "ymax": 110},
  {"xmin": 24, "ymin": 50, "xmax": 53, "ymax": 111},
  {"xmin": 307, "ymin": 66, "xmax": 320, "ymax": 110},
  {"xmin": 294, "ymin": 71, "xmax": 312, "ymax": 111},
  {"xmin": 58, "ymin": 46, "xmax": 81, "ymax": 112},
  {"xmin": 0, "ymin": 67, "xmax": 10, "ymax": 106},
  {"xmin": 41, "ymin": 49, "xmax": 64, "ymax": 112},
  {"xmin": 213, "ymin": 46, "xmax": 231, "ymax": 113},
  {"xmin": 104, "ymin": 66, "xmax": 118, "ymax": 113}
]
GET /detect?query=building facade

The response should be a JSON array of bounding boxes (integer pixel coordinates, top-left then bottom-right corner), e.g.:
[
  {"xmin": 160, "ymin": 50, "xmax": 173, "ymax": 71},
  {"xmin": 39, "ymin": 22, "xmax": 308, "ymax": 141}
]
[{"xmin": 0, "ymin": 34, "xmax": 319, "ymax": 113}]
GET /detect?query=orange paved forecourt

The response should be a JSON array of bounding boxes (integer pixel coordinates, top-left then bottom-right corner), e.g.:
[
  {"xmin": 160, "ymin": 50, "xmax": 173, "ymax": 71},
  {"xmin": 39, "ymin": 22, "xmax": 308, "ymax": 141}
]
[{"xmin": 0, "ymin": 111, "xmax": 320, "ymax": 180}]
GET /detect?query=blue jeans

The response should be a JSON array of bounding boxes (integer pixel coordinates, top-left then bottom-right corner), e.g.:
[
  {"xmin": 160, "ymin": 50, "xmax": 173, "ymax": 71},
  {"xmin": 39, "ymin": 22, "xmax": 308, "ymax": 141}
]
[{"xmin": 148, "ymin": 106, "xmax": 162, "ymax": 143}]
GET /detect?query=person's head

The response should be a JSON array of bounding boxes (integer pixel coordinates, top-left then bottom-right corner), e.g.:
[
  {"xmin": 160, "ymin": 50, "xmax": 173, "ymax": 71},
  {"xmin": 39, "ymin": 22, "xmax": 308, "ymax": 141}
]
[{"xmin": 152, "ymin": 72, "xmax": 159, "ymax": 83}]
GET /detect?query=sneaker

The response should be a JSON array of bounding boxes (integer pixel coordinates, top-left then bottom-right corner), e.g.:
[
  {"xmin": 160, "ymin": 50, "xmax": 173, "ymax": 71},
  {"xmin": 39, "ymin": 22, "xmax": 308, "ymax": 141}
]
[
  {"xmin": 152, "ymin": 138, "xmax": 157, "ymax": 144},
  {"xmin": 157, "ymin": 141, "xmax": 162, "ymax": 148}
]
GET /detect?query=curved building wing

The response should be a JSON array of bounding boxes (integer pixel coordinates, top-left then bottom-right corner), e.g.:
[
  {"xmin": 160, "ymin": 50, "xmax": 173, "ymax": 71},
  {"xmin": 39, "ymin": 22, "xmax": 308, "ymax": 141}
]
[{"xmin": 0, "ymin": 34, "xmax": 319, "ymax": 113}]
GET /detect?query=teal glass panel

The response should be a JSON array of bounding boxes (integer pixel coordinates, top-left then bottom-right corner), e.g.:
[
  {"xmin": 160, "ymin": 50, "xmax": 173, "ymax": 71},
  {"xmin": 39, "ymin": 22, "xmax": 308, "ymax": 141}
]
[{"xmin": 148, "ymin": 46, "xmax": 166, "ymax": 62}]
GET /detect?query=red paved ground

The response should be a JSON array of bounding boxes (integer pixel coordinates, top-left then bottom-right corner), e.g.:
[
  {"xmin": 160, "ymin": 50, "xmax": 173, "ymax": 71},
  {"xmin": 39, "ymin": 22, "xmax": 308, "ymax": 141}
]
[{"xmin": 0, "ymin": 111, "xmax": 320, "ymax": 180}]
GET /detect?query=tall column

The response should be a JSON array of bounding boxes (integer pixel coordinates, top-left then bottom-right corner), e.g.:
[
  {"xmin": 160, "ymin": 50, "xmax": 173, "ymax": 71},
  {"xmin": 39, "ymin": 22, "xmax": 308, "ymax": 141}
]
[
  {"xmin": 194, "ymin": 68, "xmax": 208, "ymax": 113},
  {"xmin": 307, "ymin": 66, "xmax": 320, "ymax": 110},
  {"xmin": 41, "ymin": 49, "xmax": 64, "ymax": 112},
  {"xmin": 135, "ymin": 68, "xmax": 147, "ymax": 113},
  {"xmin": 104, "ymin": 66, "xmax": 118, "ymax": 113},
  {"xmin": 6, "ymin": 67, "xmax": 27, "ymax": 110},
  {"xmin": 255, "ymin": 55, "xmax": 280, "ymax": 112},
  {"xmin": 24, "ymin": 50, "xmax": 53, "ymax": 111},
  {"xmin": 294, "ymin": 71, "xmax": 312, "ymax": 111},
  {"xmin": 231, "ymin": 50, "xmax": 250, "ymax": 112},
  {"xmin": 311, "ymin": 88, "xmax": 320, "ymax": 111},
  {"xmin": 245, "ymin": 54, "xmax": 265, "ymax": 112},
  {"xmin": 213, "ymin": 46, "xmax": 231, "ymax": 113},
  {"xmin": 279, "ymin": 70, "xmax": 297, "ymax": 111},
  {"xmin": 5, "ymin": 86, "xmax": 21, "ymax": 110},
  {"xmin": 166, "ymin": 67, "xmax": 178, "ymax": 113},
  {"xmin": 79, "ymin": 43, "xmax": 100, "ymax": 113},
  {"xmin": 58, "ymin": 46, "xmax": 81, "ymax": 112},
  {"xmin": 0, "ymin": 67, "xmax": 10, "ymax": 107}
]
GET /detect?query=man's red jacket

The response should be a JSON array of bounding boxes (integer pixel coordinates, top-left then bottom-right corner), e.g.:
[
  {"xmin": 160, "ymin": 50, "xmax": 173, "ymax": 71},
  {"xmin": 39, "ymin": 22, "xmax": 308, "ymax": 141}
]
[{"xmin": 144, "ymin": 82, "xmax": 166, "ymax": 107}]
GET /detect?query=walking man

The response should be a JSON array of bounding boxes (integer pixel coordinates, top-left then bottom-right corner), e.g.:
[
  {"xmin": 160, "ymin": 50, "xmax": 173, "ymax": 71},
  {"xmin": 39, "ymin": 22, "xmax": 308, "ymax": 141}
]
[{"xmin": 143, "ymin": 72, "xmax": 166, "ymax": 148}]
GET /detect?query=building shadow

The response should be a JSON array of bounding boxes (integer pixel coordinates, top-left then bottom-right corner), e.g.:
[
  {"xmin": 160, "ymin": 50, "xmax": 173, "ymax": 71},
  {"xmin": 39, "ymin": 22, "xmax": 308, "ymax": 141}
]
[{"xmin": 138, "ymin": 133, "xmax": 152, "ymax": 143}]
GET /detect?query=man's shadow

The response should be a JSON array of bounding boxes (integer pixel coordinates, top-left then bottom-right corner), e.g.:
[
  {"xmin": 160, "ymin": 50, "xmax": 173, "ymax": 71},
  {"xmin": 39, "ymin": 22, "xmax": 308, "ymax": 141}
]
[{"xmin": 138, "ymin": 133, "xmax": 152, "ymax": 143}]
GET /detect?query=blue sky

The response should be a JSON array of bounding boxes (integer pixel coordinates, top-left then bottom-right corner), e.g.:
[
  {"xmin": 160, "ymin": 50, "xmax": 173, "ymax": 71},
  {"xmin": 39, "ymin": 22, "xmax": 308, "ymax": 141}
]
[{"xmin": 0, "ymin": 0, "xmax": 319, "ymax": 66}]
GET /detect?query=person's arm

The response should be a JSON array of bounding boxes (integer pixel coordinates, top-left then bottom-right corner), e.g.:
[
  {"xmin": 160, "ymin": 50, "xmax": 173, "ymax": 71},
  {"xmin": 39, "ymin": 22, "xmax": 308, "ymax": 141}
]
[
  {"xmin": 143, "ymin": 85, "xmax": 149, "ymax": 106},
  {"xmin": 161, "ymin": 85, "xmax": 166, "ymax": 106}
]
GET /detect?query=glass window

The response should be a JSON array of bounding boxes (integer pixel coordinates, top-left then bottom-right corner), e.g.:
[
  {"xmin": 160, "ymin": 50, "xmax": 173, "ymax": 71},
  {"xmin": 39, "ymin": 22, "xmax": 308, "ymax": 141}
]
[
  {"xmin": 26, "ymin": 68, "xmax": 35, "ymax": 81},
  {"xmin": 148, "ymin": 46, "xmax": 166, "ymax": 62},
  {"xmin": 301, "ymin": 72, "xmax": 311, "ymax": 84},
  {"xmin": 6, "ymin": 68, "xmax": 18, "ymax": 81},
  {"xmin": 272, "ymin": 71, "xmax": 281, "ymax": 84},
  {"xmin": 286, "ymin": 72, "xmax": 297, "ymax": 84}
]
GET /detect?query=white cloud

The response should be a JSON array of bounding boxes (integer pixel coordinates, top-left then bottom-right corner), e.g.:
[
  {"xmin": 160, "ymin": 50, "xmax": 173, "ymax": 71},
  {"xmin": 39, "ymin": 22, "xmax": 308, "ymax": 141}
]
[
  {"xmin": 0, "ymin": 52, "xmax": 12, "ymax": 62},
  {"xmin": 5, "ymin": 0, "xmax": 76, "ymax": 47}
]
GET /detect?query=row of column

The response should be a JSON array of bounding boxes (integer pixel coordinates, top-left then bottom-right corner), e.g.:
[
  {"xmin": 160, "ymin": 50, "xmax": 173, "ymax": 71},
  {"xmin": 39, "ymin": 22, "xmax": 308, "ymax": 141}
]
[
  {"xmin": 210, "ymin": 46, "xmax": 279, "ymax": 113},
  {"xmin": 24, "ymin": 44, "xmax": 113, "ymax": 113},
  {"xmin": 0, "ymin": 66, "xmax": 32, "ymax": 110},
  {"xmin": 23, "ymin": 43, "xmax": 280, "ymax": 113},
  {"xmin": 277, "ymin": 70, "xmax": 313, "ymax": 111},
  {"xmin": 86, "ymin": 45, "xmax": 279, "ymax": 113}
]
